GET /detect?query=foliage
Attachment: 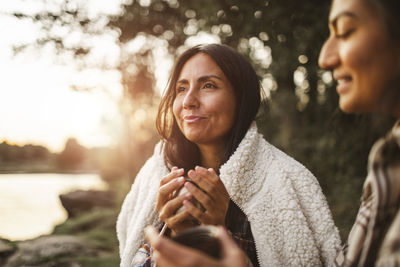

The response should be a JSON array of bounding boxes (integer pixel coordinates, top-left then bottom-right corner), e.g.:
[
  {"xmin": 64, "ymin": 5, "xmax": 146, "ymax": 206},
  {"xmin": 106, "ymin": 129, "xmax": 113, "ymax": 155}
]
[
  {"xmin": 56, "ymin": 138, "xmax": 87, "ymax": 169},
  {"xmin": 11, "ymin": 0, "xmax": 398, "ymax": 240},
  {"xmin": 0, "ymin": 141, "xmax": 51, "ymax": 162}
]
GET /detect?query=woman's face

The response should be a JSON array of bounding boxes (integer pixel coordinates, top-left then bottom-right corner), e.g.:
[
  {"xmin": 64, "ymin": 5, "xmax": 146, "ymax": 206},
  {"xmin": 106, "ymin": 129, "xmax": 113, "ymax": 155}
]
[
  {"xmin": 319, "ymin": 0, "xmax": 400, "ymax": 114},
  {"xmin": 173, "ymin": 53, "xmax": 237, "ymax": 147}
]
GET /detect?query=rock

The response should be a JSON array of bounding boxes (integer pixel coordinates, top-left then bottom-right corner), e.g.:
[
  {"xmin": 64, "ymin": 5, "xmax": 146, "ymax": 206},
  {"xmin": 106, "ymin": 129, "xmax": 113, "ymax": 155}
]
[
  {"xmin": 4, "ymin": 235, "xmax": 96, "ymax": 267},
  {"xmin": 59, "ymin": 190, "xmax": 114, "ymax": 218},
  {"xmin": 0, "ymin": 239, "xmax": 16, "ymax": 266}
]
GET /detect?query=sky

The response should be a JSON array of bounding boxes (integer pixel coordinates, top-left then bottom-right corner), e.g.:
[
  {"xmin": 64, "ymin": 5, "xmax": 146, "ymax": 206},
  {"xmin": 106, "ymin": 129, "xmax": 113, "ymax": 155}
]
[
  {"xmin": 0, "ymin": 0, "xmax": 124, "ymax": 152},
  {"xmin": 0, "ymin": 0, "xmax": 225, "ymax": 152}
]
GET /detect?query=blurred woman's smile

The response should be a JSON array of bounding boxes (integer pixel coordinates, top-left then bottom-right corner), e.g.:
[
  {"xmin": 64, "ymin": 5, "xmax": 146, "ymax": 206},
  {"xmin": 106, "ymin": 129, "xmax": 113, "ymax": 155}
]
[
  {"xmin": 334, "ymin": 73, "xmax": 352, "ymax": 95},
  {"xmin": 319, "ymin": 0, "xmax": 400, "ymax": 114}
]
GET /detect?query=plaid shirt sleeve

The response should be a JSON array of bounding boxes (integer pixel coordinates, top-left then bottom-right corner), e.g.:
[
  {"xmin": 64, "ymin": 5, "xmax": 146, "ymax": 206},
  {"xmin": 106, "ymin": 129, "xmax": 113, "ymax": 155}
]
[{"xmin": 333, "ymin": 120, "xmax": 400, "ymax": 267}]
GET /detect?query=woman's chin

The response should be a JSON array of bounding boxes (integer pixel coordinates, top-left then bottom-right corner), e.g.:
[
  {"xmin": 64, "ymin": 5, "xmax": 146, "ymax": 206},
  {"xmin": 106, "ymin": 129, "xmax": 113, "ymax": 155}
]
[
  {"xmin": 339, "ymin": 97, "xmax": 358, "ymax": 114},
  {"xmin": 184, "ymin": 132, "xmax": 206, "ymax": 144}
]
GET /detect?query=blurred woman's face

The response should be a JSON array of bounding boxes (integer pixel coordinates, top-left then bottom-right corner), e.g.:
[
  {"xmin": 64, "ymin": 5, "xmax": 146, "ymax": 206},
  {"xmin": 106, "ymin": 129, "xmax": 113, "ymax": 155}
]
[
  {"xmin": 173, "ymin": 53, "xmax": 236, "ymax": 148},
  {"xmin": 319, "ymin": 0, "xmax": 400, "ymax": 114}
]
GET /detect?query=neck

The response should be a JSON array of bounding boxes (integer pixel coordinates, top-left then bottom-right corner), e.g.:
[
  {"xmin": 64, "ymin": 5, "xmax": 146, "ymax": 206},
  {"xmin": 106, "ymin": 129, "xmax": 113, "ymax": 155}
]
[{"xmin": 197, "ymin": 143, "xmax": 226, "ymax": 171}]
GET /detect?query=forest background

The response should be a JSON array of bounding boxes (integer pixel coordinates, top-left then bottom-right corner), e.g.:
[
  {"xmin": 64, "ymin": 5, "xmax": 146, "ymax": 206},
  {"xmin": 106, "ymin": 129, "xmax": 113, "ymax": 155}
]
[{"xmin": 1, "ymin": 0, "xmax": 395, "ymax": 266}]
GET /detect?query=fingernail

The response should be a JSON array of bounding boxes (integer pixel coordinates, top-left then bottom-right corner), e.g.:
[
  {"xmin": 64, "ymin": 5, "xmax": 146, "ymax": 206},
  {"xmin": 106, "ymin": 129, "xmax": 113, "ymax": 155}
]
[
  {"xmin": 196, "ymin": 166, "xmax": 205, "ymax": 172},
  {"xmin": 185, "ymin": 182, "xmax": 193, "ymax": 189},
  {"xmin": 185, "ymin": 192, "xmax": 192, "ymax": 198},
  {"xmin": 177, "ymin": 177, "xmax": 185, "ymax": 183}
]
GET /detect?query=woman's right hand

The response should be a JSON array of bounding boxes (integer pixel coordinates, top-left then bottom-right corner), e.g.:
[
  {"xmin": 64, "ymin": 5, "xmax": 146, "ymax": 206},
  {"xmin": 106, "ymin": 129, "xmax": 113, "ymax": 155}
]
[
  {"xmin": 156, "ymin": 167, "xmax": 193, "ymax": 235},
  {"xmin": 145, "ymin": 226, "xmax": 249, "ymax": 267}
]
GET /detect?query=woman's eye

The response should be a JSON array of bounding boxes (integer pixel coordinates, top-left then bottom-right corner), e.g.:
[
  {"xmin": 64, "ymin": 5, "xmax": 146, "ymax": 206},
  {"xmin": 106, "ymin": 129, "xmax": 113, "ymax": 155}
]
[
  {"xmin": 203, "ymin": 83, "xmax": 216, "ymax": 89},
  {"xmin": 176, "ymin": 86, "xmax": 186, "ymax": 93}
]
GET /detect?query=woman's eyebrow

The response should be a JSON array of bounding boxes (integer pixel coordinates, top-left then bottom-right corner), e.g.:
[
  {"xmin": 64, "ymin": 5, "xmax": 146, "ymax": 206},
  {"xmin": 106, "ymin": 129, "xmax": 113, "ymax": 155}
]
[
  {"xmin": 177, "ymin": 75, "xmax": 223, "ymax": 85},
  {"xmin": 176, "ymin": 79, "xmax": 189, "ymax": 85},
  {"xmin": 330, "ymin": 11, "xmax": 357, "ymax": 28},
  {"xmin": 197, "ymin": 75, "xmax": 223, "ymax": 83}
]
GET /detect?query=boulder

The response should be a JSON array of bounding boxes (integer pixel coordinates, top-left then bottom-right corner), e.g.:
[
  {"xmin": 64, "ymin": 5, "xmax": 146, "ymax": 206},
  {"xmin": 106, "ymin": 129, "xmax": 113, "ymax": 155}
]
[
  {"xmin": 4, "ymin": 235, "xmax": 96, "ymax": 267},
  {"xmin": 0, "ymin": 239, "xmax": 16, "ymax": 266},
  {"xmin": 59, "ymin": 190, "xmax": 114, "ymax": 218}
]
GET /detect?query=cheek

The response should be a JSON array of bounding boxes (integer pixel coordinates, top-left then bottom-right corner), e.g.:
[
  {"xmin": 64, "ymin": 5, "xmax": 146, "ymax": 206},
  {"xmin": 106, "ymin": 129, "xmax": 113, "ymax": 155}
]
[
  {"xmin": 341, "ymin": 43, "xmax": 369, "ymax": 73},
  {"xmin": 221, "ymin": 97, "xmax": 237, "ymax": 125},
  {"xmin": 172, "ymin": 98, "xmax": 181, "ymax": 119}
]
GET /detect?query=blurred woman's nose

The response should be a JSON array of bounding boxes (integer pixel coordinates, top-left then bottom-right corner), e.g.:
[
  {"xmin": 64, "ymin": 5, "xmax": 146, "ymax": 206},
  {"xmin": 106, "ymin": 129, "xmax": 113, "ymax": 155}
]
[
  {"xmin": 319, "ymin": 37, "xmax": 339, "ymax": 70},
  {"xmin": 182, "ymin": 86, "xmax": 199, "ymax": 109}
]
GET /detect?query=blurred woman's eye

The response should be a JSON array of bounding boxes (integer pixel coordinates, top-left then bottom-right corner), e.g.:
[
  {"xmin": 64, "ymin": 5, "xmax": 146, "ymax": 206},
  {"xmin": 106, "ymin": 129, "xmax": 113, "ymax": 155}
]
[
  {"xmin": 336, "ymin": 29, "xmax": 354, "ymax": 39},
  {"xmin": 335, "ymin": 18, "xmax": 356, "ymax": 39}
]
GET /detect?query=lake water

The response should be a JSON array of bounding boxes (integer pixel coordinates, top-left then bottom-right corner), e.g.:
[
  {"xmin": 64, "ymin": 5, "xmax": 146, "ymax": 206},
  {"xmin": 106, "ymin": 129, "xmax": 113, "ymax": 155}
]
[{"xmin": 0, "ymin": 173, "xmax": 108, "ymax": 241}]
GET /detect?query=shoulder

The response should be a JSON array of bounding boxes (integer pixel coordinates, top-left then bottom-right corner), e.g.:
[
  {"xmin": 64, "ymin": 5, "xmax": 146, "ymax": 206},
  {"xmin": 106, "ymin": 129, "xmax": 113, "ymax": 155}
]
[
  {"xmin": 254, "ymin": 134, "xmax": 317, "ymax": 185},
  {"xmin": 135, "ymin": 141, "xmax": 167, "ymax": 181}
]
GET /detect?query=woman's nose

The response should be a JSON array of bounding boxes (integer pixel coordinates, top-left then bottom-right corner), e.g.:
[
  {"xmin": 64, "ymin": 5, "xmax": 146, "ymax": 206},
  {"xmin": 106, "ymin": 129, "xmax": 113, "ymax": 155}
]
[
  {"xmin": 318, "ymin": 37, "xmax": 340, "ymax": 70},
  {"xmin": 182, "ymin": 88, "xmax": 199, "ymax": 109}
]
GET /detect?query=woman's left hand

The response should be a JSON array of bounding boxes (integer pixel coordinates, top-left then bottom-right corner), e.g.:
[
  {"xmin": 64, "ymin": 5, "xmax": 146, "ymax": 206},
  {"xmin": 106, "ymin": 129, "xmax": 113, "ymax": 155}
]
[{"xmin": 183, "ymin": 166, "xmax": 230, "ymax": 226}]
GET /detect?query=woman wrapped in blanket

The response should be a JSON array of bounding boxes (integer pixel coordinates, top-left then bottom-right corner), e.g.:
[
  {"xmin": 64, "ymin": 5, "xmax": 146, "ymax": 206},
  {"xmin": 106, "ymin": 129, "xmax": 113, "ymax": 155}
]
[
  {"xmin": 145, "ymin": 0, "xmax": 400, "ymax": 266},
  {"xmin": 117, "ymin": 43, "xmax": 340, "ymax": 267}
]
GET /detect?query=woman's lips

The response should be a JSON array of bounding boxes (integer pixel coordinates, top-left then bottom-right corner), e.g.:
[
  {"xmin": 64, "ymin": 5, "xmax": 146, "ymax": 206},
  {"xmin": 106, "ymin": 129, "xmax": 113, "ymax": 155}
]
[
  {"xmin": 183, "ymin": 115, "xmax": 205, "ymax": 123},
  {"xmin": 336, "ymin": 78, "xmax": 352, "ymax": 94}
]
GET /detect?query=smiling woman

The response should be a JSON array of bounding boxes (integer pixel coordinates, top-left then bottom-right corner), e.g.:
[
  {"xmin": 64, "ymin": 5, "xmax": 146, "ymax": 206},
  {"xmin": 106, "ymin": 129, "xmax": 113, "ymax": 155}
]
[
  {"xmin": 318, "ymin": 0, "xmax": 400, "ymax": 115},
  {"xmin": 116, "ymin": 44, "xmax": 340, "ymax": 267},
  {"xmin": 318, "ymin": 0, "xmax": 400, "ymax": 266},
  {"xmin": 173, "ymin": 53, "xmax": 237, "ymax": 165}
]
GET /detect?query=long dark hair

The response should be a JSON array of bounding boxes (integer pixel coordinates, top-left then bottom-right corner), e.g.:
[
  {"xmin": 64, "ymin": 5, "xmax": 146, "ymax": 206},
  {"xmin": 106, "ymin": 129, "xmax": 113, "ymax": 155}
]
[
  {"xmin": 366, "ymin": 0, "xmax": 400, "ymax": 39},
  {"xmin": 156, "ymin": 44, "xmax": 261, "ymax": 171}
]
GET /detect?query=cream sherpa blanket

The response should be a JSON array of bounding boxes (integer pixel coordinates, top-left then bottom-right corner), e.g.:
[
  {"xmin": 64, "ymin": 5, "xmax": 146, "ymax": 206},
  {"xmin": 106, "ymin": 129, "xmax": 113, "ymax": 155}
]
[{"xmin": 117, "ymin": 123, "xmax": 341, "ymax": 266}]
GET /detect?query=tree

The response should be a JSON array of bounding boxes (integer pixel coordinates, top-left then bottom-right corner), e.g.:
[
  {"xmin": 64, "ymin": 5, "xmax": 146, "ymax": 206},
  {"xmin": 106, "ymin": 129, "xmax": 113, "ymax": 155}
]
[
  {"xmin": 11, "ymin": 0, "xmax": 395, "ymax": 238},
  {"xmin": 57, "ymin": 138, "xmax": 86, "ymax": 170}
]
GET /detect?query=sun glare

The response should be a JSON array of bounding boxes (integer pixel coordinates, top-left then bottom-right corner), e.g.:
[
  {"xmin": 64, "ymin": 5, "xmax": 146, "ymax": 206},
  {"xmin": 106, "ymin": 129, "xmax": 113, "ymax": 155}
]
[{"xmin": 0, "ymin": 2, "xmax": 124, "ymax": 152}]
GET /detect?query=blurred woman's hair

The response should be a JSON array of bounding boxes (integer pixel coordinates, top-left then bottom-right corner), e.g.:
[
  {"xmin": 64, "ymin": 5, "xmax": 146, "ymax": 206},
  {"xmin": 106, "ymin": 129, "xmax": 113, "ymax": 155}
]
[
  {"xmin": 366, "ymin": 0, "xmax": 400, "ymax": 39},
  {"xmin": 156, "ymin": 44, "xmax": 261, "ymax": 171}
]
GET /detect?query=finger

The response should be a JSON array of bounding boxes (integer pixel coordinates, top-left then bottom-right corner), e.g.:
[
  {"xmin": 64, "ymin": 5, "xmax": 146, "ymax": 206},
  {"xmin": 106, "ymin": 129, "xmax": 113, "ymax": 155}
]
[
  {"xmin": 144, "ymin": 226, "xmax": 160, "ymax": 245},
  {"xmin": 188, "ymin": 170, "xmax": 216, "ymax": 198},
  {"xmin": 159, "ymin": 176, "xmax": 185, "ymax": 199},
  {"xmin": 164, "ymin": 209, "xmax": 193, "ymax": 231},
  {"xmin": 153, "ymin": 251, "xmax": 182, "ymax": 267},
  {"xmin": 157, "ymin": 177, "xmax": 185, "ymax": 211},
  {"xmin": 160, "ymin": 168, "xmax": 184, "ymax": 186},
  {"xmin": 189, "ymin": 169, "xmax": 228, "ymax": 201},
  {"xmin": 216, "ymin": 227, "xmax": 238, "ymax": 256},
  {"xmin": 195, "ymin": 166, "xmax": 220, "ymax": 183},
  {"xmin": 184, "ymin": 181, "xmax": 214, "ymax": 210},
  {"xmin": 160, "ymin": 190, "xmax": 192, "ymax": 219},
  {"xmin": 145, "ymin": 226, "xmax": 219, "ymax": 267},
  {"xmin": 216, "ymin": 227, "xmax": 247, "ymax": 266},
  {"xmin": 183, "ymin": 199, "xmax": 205, "ymax": 222}
]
